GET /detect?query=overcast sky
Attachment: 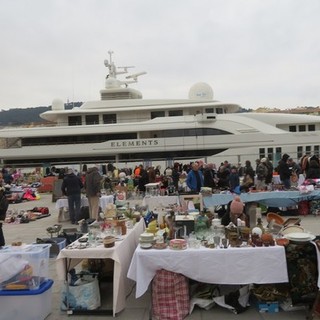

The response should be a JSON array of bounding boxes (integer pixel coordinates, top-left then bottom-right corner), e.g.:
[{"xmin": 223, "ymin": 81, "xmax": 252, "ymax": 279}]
[{"xmin": 1, "ymin": 0, "xmax": 320, "ymax": 110}]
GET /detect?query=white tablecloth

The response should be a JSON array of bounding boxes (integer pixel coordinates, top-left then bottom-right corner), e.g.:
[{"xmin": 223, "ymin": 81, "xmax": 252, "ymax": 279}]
[
  {"xmin": 142, "ymin": 195, "xmax": 180, "ymax": 211},
  {"xmin": 55, "ymin": 195, "xmax": 114, "ymax": 211},
  {"xmin": 56, "ymin": 219, "xmax": 145, "ymax": 316},
  {"xmin": 127, "ymin": 245, "xmax": 288, "ymax": 298}
]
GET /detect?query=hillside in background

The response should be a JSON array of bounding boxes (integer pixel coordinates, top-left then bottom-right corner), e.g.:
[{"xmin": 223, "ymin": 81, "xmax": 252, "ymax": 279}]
[{"xmin": 0, "ymin": 102, "xmax": 82, "ymax": 126}]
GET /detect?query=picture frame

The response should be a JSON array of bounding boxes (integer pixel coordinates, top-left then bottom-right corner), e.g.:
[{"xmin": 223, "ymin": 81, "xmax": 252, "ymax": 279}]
[{"xmin": 179, "ymin": 194, "xmax": 203, "ymax": 212}]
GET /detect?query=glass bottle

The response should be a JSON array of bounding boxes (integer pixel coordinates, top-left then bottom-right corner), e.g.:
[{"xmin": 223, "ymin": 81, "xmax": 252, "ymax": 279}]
[{"xmin": 256, "ymin": 217, "xmax": 264, "ymax": 234}]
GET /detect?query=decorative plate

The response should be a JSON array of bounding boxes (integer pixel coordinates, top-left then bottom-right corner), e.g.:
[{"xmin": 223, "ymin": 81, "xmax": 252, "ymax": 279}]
[
  {"xmin": 284, "ymin": 232, "xmax": 315, "ymax": 242},
  {"xmin": 281, "ymin": 225, "xmax": 304, "ymax": 235},
  {"xmin": 152, "ymin": 243, "xmax": 167, "ymax": 250}
]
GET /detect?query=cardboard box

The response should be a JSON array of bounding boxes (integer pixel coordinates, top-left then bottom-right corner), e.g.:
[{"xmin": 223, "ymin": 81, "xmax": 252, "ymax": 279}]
[
  {"xmin": 0, "ymin": 244, "xmax": 50, "ymax": 290},
  {"xmin": 0, "ymin": 279, "xmax": 53, "ymax": 320}
]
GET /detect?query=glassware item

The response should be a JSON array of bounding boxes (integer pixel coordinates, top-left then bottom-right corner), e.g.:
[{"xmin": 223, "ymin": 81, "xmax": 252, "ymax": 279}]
[
  {"xmin": 214, "ymin": 235, "xmax": 220, "ymax": 247},
  {"xmin": 240, "ymin": 227, "xmax": 250, "ymax": 242},
  {"xmin": 221, "ymin": 238, "xmax": 228, "ymax": 248},
  {"xmin": 114, "ymin": 226, "xmax": 122, "ymax": 237}
]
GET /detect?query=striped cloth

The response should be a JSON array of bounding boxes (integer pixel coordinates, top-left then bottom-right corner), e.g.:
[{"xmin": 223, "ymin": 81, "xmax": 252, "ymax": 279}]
[{"xmin": 152, "ymin": 269, "xmax": 189, "ymax": 320}]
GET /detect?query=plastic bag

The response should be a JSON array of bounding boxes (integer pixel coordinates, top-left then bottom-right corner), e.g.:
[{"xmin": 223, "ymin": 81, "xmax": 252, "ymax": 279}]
[{"xmin": 60, "ymin": 273, "xmax": 101, "ymax": 311}]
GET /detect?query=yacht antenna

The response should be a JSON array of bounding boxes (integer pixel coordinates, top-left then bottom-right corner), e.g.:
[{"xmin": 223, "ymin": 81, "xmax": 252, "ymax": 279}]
[
  {"xmin": 103, "ymin": 50, "xmax": 146, "ymax": 86},
  {"xmin": 104, "ymin": 50, "xmax": 116, "ymax": 78}
]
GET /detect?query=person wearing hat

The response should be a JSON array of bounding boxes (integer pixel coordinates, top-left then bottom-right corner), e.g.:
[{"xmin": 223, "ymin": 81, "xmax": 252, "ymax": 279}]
[
  {"xmin": 61, "ymin": 168, "xmax": 84, "ymax": 224},
  {"xmin": 221, "ymin": 196, "xmax": 248, "ymax": 227},
  {"xmin": 0, "ymin": 186, "xmax": 9, "ymax": 247}
]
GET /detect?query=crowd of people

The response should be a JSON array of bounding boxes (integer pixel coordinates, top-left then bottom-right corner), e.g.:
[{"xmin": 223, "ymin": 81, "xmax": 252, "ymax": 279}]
[
  {"xmin": 1, "ymin": 154, "xmax": 320, "ymax": 229},
  {"xmin": 2, "ymin": 153, "xmax": 320, "ymax": 200},
  {"xmin": 119, "ymin": 154, "xmax": 320, "ymax": 197}
]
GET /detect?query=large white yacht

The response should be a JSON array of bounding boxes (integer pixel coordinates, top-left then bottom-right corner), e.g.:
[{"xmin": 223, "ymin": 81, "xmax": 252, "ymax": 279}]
[{"xmin": 1, "ymin": 51, "xmax": 320, "ymax": 168}]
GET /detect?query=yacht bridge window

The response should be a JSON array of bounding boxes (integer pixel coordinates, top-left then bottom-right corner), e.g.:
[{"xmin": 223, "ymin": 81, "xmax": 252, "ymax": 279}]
[
  {"xmin": 299, "ymin": 125, "xmax": 306, "ymax": 132},
  {"xmin": 86, "ymin": 115, "xmax": 99, "ymax": 125},
  {"xmin": 205, "ymin": 107, "xmax": 224, "ymax": 114},
  {"xmin": 216, "ymin": 108, "xmax": 224, "ymax": 114},
  {"xmin": 289, "ymin": 126, "xmax": 296, "ymax": 132},
  {"xmin": 168, "ymin": 110, "xmax": 183, "ymax": 117},
  {"xmin": 151, "ymin": 111, "xmax": 165, "ymax": 119},
  {"xmin": 309, "ymin": 124, "xmax": 315, "ymax": 131},
  {"xmin": 103, "ymin": 114, "xmax": 117, "ymax": 124},
  {"xmin": 289, "ymin": 124, "xmax": 316, "ymax": 132},
  {"xmin": 68, "ymin": 116, "xmax": 82, "ymax": 126}
]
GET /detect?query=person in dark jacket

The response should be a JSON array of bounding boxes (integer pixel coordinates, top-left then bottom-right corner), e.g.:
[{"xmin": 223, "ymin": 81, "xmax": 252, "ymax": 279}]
[
  {"xmin": 138, "ymin": 167, "xmax": 149, "ymax": 195},
  {"xmin": 278, "ymin": 154, "xmax": 291, "ymax": 189},
  {"xmin": 306, "ymin": 159, "xmax": 320, "ymax": 179},
  {"xmin": 243, "ymin": 160, "xmax": 255, "ymax": 181},
  {"xmin": 264, "ymin": 158, "xmax": 274, "ymax": 185},
  {"xmin": 203, "ymin": 163, "xmax": 216, "ymax": 190},
  {"xmin": 61, "ymin": 168, "xmax": 84, "ymax": 224},
  {"xmin": 0, "ymin": 186, "xmax": 9, "ymax": 247},
  {"xmin": 84, "ymin": 166, "xmax": 102, "ymax": 221}
]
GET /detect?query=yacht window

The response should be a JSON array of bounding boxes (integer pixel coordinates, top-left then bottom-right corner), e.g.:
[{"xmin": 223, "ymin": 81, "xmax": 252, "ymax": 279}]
[
  {"xmin": 205, "ymin": 108, "xmax": 214, "ymax": 113},
  {"xmin": 151, "ymin": 111, "xmax": 165, "ymax": 119},
  {"xmin": 169, "ymin": 110, "xmax": 183, "ymax": 117},
  {"xmin": 216, "ymin": 108, "xmax": 224, "ymax": 114},
  {"xmin": 289, "ymin": 125, "xmax": 296, "ymax": 132},
  {"xmin": 68, "ymin": 116, "xmax": 82, "ymax": 126},
  {"xmin": 163, "ymin": 128, "xmax": 232, "ymax": 138},
  {"xmin": 297, "ymin": 146, "xmax": 303, "ymax": 159},
  {"xmin": 308, "ymin": 124, "xmax": 315, "ymax": 131},
  {"xmin": 86, "ymin": 115, "xmax": 99, "ymax": 125},
  {"xmin": 21, "ymin": 132, "xmax": 137, "ymax": 146},
  {"xmin": 259, "ymin": 148, "xmax": 265, "ymax": 159},
  {"xmin": 306, "ymin": 146, "xmax": 311, "ymax": 153},
  {"xmin": 267, "ymin": 148, "xmax": 273, "ymax": 160},
  {"xmin": 315, "ymin": 146, "xmax": 319, "ymax": 156},
  {"xmin": 275, "ymin": 147, "xmax": 282, "ymax": 163},
  {"xmin": 103, "ymin": 114, "xmax": 117, "ymax": 124},
  {"xmin": 298, "ymin": 125, "xmax": 306, "ymax": 132}
]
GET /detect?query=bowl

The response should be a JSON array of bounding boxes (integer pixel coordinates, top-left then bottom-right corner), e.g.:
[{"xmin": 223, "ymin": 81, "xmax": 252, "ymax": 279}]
[
  {"xmin": 276, "ymin": 238, "xmax": 289, "ymax": 246},
  {"xmin": 267, "ymin": 212, "xmax": 285, "ymax": 225}
]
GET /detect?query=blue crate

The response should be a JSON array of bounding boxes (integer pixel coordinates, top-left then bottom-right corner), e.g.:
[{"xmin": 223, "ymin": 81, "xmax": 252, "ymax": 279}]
[
  {"xmin": 0, "ymin": 279, "xmax": 53, "ymax": 320},
  {"xmin": 256, "ymin": 300, "xmax": 279, "ymax": 313}
]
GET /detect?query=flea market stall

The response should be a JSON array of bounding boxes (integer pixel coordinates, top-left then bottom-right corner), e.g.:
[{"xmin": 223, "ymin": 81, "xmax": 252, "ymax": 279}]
[
  {"xmin": 128, "ymin": 190, "xmax": 320, "ymax": 318},
  {"xmin": 56, "ymin": 218, "xmax": 144, "ymax": 316}
]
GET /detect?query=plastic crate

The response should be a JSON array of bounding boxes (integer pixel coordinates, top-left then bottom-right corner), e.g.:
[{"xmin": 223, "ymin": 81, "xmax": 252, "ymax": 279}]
[
  {"xmin": 0, "ymin": 244, "xmax": 50, "ymax": 290},
  {"xmin": 0, "ymin": 279, "xmax": 53, "ymax": 320},
  {"xmin": 256, "ymin": 300, "xmax": 279, "ymax": 313},
  {"xmin": 35, "ymin": 237, "xmax": 66, "ymax": 257}
]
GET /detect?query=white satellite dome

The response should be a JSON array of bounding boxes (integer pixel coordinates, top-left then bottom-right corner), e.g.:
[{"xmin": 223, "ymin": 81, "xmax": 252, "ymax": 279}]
[
  {"xmin": 188, "ymin": 82, "xmax": 214, "ymax": 100},
  {"xmin": 51, "ymin": 99, "xmax": 65, "ymax": 111}
]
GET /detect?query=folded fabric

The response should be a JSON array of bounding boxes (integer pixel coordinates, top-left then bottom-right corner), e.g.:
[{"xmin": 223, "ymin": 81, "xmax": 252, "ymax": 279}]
[{"xmin": 0, "ymin": 255, "xmax": 29, "ymax": 282}]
